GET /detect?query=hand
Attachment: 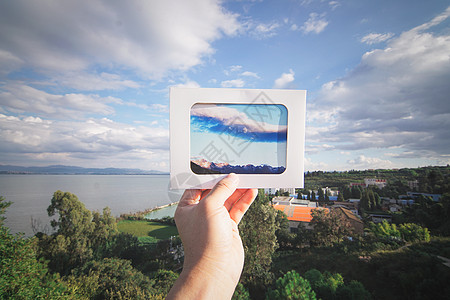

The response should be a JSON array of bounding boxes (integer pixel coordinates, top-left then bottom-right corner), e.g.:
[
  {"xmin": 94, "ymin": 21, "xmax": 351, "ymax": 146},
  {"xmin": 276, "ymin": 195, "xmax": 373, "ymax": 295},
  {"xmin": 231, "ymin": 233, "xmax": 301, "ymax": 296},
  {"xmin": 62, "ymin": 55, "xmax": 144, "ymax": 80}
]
[{"xmin": 167, "ymin": 173, "xmax": 257, "ymax": 300}]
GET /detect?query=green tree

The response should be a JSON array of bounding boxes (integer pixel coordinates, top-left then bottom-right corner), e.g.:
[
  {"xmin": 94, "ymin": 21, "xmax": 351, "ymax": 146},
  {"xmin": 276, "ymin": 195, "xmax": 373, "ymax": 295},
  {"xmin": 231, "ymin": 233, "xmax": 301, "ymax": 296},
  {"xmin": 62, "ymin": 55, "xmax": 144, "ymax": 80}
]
[
  {"xmin": 266, "ymin": 270, "xmax": 316, "ymax": 300},
  {"xmin": 343, "ymin": 186, "xmax": 352, "ymax": 200},
  {"xmin": 239, "ymin": 190, "xmax": 278, "ymax": 297},
  {"xmin": 318, "ymin": 188, "xmax": 325, "ymax": 202},
  {"xmin": 398, "ymin": 223, "xmax": 430, "ymax": 242},
  {"xmin": 308, "ymin": 209, "xmax": 355, "ymax": 247},
  {"xmin": 232, "ymin": 283, "xmax": 251, "ymax": 300},
  {"xmin": 38, "ymin": 191, "xmax": 120, "ymax": 275},
  {"xmin": 68, "ymin": 257, "xmax": 155, "ymax": 299},
  {"xmin": 311, "ymin": 191, "xmax": 316, "ymax": 201},
  {"xmin": 0, "ymin": 196, "xmax": 69, "ymax": 299}
]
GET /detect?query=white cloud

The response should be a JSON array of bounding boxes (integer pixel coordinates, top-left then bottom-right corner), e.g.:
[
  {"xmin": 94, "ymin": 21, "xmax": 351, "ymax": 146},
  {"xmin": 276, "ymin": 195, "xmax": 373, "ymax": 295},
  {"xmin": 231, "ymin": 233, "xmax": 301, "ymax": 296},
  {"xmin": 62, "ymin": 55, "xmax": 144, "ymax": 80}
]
[
  {"xmin": 301, "ymin": 13, "xmax": 328, "ymax": 34},
  {"xmin": 0, "ymin": 114, "xmax": 169, "ymax": 170},
  {"xmin": 360, "ymin": 32, "xmax": 394, "ymax": 45},
  {"xmin": 221, "ymin": 79, "xmax": 245, "ymax": 88},
  {"xmin": 311, "ymin": 7, "xmax": 450, "ymax": 161},
  {"xmin": 241, "ymin": 71, "xmax": 260, "ymax": 78},
  {"xmin": 0, "ymin": 83, "xmax": 119, "ymax": 119},
  {"xmin": 0, "ymin": 0, "xmax": 241, "ymax": 79},
  {"xmin": 52, "ymin": 72, "xmax": 141, "ymax": 91},
  {"xmin": 329, "ymin": 1, "xmax": 341, "ymax": 10},
  {"xmin": 249, "ymin": 21, "xmax": 280, "ymax": 39},
  {"xmin": 273, "ymin": 69, "xmax": 295, "ymax": 89},
  {"xmin": 347, "ymin": 155, "xmax": 393, "ymax": 170}
]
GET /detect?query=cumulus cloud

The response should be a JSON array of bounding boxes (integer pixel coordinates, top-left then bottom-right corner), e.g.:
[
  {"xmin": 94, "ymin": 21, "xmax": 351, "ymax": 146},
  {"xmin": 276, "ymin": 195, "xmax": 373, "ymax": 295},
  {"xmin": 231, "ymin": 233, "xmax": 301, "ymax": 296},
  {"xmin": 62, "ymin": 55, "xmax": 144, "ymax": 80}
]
[
  {"xmin": 273, "ymin": 69, "xmax": 295, "ymax": 89},
  {"xmin": 347, "ymin": 155, "xmax": 393, "ymax": 170},
  {"xmin": 0, "ymin": 83, "xmax": 120, "ymax": 119},
  {"xmin": 0, "ymin": 113, "xmax": 169, "ymax": 168},
  {"xmin": 301, "ymin": 13, "xmax": 328, "ymax": 34},
  {"xmin": 310, "ymin": 6, "xmax": 450, "ymax": 161},
  {"xmin": 0, "ymin": 0, "xmax": 240, "ymax": 80}
]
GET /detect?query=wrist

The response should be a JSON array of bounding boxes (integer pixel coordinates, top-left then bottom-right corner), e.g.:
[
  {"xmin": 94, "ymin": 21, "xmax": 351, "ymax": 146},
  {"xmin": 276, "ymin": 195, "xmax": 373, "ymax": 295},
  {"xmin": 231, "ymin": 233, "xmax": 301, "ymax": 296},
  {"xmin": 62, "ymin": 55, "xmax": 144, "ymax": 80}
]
[{"xmin": 168, "ymin": 258, "xmax": 238, "ymax": 300}]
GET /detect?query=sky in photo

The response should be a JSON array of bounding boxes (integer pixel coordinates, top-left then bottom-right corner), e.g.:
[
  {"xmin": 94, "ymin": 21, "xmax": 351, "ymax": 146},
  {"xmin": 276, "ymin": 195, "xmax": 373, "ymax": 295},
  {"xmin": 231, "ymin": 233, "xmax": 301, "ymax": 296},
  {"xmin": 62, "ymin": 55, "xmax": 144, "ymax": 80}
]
[
  {"xmin": 0, "ymin": 0, "xmax": 449, "ymax": 172},
  {"xmin": 190, "ymin": 103, "xmax": 287, "ymax": 167}
]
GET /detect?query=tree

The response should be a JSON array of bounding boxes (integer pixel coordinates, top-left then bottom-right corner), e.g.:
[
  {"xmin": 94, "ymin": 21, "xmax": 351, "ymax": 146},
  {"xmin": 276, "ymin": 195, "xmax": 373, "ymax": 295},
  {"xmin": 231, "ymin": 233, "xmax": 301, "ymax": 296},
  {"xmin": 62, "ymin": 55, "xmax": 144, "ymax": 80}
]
[
  {"xmin": 0, "ymin": 196, "xmax": 69, "ymax": 298},
  {"xmin": 351, "ymin": 186, "xmax": 362, "ymax": 199},
  {"xmin": 343, "ymin": 186, "xmax": 352, "ymax": 200},
  {"xmin": 239, "ymin": 190, "xmax": 278, "ymax": 297},
  {"xmin": 304, "ymin": 269, "xmax": 370, "ymax": 300},
  {"xmin": 308, "ymin": 209, "xmax": 356, "ymax": 247},
  {"xmin": 311, "ymin": 191, "xmax": 316, "ymax": 201},
  {"xmin": 318, "ymin": 188, "xmax": 325, "ymax": 202},
  {"xmin": 67, "ymin": 258, "xmax": 156, "ymax": 299},
  {"xmin": 38, "ymin": 191, "xmax": 120, "ymax": 275},
  {"xmin": 398, "ymin": 223, "xmax": 430, "ymax": 242},
  {"xmin": 266, "ymin": 270, "xmax": 316, "ymax": 300}
]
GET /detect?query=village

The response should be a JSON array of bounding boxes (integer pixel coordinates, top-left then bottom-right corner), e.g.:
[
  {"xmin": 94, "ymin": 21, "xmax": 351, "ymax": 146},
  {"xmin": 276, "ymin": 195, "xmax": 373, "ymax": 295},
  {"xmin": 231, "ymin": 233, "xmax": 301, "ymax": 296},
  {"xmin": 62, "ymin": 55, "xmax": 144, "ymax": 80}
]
[{"xmin": 267, "ymin": 176, "xmax": 443, "ymax": 235}]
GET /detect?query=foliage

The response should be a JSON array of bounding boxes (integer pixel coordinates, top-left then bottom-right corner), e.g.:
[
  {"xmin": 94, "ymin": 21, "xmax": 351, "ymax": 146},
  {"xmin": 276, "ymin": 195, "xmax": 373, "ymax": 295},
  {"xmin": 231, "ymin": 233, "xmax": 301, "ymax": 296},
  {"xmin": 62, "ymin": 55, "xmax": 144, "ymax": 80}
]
[
  {"xmin": 304, "ymin": 269, "xmax": 370, "ymax": 300},
  {"xmin": 68, "ymin": 258, "xmax": 155, "ymax": 299},
  {"xmin": 266, "ymin": 270, "xmax": 316, "ymax": 300},
  {"xmin": 368, "ymin": 220, "xmax": 401, "ymax": 241},
  {"xmin": 402, "ymin": 193, "xmax": 450, "ymax": 236},
  {"xmin": 0, "ymin": 196, "xmax": 70, "ymax": 299},
  {"xmin": 38, "ymin": 191, "xmax": 122, "ymax": 275},
  {"xmin": 398, "ymin": 223, "xmax": 430, "ymax": 242},
  {"xmin": 232, "ymin": 282, "xmax": 251, "ymax": 300},
  {"xmin": 239, "ymin": 189, "xmax": 279, "ymax": 297},
  {"xmin": 307, "ymin": 209, "xmax": 356, "ymax": 247},
  {"xmin": 0, "ymin": 196, "xmax": 12, "ymax": 226}
]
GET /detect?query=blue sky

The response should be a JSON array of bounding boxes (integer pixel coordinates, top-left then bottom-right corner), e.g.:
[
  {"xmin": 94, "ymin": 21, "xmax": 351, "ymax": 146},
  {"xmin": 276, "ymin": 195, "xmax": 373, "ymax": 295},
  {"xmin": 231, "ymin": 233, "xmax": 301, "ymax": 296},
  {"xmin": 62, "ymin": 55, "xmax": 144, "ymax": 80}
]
[
  {"xmin": 190, "ymin": 104, "xmax": 287, "ymax": 166},
  {"xmin": 0, "ymin": 0, "xmax": 449, "ymax": 172}
]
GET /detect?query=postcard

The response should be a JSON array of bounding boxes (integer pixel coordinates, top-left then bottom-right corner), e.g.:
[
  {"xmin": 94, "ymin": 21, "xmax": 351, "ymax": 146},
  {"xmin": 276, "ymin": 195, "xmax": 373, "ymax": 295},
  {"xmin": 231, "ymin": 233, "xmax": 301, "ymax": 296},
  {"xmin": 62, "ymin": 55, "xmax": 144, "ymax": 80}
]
[{"xmin": 170, "ymin": 88, "xmax": 306, "ymax": 189}]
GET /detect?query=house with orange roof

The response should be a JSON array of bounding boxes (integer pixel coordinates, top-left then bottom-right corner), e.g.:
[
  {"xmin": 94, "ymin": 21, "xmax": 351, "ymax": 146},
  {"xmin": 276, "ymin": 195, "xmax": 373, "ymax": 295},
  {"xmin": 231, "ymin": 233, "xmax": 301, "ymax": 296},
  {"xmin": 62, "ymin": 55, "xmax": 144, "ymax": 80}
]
[{"xmin": 273, "ymin": 204, "xmax": 329, "ymax": 232}]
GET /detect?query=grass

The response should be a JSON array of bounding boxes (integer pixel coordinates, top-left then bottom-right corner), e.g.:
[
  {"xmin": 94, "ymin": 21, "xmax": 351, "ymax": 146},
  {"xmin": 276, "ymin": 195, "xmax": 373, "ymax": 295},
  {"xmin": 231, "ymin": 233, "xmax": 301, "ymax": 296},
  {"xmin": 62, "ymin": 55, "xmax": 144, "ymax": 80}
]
[{"xmin": 117, "ymin": 220, "xmax": 178, "ymax": 242}]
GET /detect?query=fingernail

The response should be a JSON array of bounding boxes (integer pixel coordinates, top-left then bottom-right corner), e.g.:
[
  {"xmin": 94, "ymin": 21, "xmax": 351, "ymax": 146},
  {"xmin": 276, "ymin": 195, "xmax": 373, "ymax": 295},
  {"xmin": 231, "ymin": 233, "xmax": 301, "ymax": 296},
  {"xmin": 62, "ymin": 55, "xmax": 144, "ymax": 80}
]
[{"xmin": 227, "ymin": 173, "xmax": 239, "ymax": 184}]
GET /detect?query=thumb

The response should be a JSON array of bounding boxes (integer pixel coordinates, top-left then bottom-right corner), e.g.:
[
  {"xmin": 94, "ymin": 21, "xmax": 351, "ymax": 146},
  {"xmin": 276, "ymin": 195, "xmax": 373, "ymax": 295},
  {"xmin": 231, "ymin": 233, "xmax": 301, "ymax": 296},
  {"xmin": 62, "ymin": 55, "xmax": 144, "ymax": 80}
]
[{"xmin": 203, "ymin": 173, "xmax": 239, "ymax": 210}]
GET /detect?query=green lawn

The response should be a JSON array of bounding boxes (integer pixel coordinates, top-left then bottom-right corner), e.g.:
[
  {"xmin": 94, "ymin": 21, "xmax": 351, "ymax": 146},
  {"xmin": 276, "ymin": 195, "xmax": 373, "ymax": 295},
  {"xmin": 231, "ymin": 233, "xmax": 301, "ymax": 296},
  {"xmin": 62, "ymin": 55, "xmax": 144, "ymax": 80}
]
[{"xmin": 117, "ymin": 220, "xmax": 178, "ymax": 242}]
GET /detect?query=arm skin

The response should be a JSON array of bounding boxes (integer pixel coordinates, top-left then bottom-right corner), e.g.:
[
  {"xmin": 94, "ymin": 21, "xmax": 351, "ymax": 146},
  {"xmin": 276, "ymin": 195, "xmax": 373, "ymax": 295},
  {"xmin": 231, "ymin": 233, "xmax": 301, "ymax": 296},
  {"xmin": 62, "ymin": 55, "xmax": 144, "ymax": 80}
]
[{"xmin": 167, "ymin": 173, "xmax": 257, "ymax": 300}]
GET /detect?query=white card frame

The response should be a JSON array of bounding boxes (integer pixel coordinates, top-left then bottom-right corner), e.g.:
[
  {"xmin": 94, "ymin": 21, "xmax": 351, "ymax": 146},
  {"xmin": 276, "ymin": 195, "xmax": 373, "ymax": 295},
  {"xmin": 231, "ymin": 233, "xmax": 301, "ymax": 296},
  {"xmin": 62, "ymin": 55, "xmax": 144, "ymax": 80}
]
[{"xmin": 169, "ymin": 87, "xmax": 306, "ymax": 189}]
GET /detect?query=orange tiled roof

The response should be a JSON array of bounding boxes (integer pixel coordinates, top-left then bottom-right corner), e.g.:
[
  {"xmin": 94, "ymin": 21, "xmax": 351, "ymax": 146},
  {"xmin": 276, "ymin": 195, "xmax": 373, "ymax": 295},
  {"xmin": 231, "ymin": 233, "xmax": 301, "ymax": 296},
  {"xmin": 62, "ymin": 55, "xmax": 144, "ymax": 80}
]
[{"xmin": 273, "ymin": 205, "xmax": 328, "ymax": 222}]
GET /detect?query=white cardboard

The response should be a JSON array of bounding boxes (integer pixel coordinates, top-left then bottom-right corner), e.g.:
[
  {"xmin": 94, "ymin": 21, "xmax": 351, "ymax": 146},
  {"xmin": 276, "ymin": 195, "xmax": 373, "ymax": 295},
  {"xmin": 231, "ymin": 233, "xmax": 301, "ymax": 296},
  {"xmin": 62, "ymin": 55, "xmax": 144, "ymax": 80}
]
[{"xmin": 170, "ymin": 87, "xmax": 306, "ymax": 189}]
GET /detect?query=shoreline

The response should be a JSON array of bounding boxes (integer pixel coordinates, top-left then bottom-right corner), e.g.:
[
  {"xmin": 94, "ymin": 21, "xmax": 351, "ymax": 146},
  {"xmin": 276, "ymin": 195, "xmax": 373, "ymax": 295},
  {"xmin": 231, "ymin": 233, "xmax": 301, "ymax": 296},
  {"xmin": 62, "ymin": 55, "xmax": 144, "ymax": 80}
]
[{"xmin": 119, "ymin": 201, "xmax": 179, "ymax": 220}]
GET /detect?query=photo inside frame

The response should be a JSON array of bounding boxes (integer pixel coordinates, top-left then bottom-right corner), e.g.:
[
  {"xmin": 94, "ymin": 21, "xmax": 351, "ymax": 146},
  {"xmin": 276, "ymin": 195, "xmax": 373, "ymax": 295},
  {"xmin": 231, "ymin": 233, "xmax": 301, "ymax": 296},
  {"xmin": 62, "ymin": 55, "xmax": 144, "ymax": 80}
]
[{"xmin": 190, "ymin": 103, "xmax": 288, "ymax": 175}]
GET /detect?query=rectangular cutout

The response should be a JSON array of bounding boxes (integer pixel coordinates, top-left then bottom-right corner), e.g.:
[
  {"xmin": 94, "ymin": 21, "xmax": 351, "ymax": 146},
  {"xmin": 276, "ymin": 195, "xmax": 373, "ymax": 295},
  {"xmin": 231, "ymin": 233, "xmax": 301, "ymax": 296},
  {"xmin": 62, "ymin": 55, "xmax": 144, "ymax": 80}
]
[{"xmin": 190, "ymin": 103, "xmax": 288, "ymax": 175}]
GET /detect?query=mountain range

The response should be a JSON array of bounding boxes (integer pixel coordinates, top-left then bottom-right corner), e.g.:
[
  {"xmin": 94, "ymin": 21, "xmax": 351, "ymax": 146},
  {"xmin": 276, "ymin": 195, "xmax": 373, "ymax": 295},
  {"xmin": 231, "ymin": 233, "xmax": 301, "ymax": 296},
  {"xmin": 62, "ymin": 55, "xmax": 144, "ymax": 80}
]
[
  {"xmin": 0, "ymin": 165, "xmax": 168, "ymax": 175},
  {"xmin": 191, "ymin": 159, "xmax": 286, "ymax": 175}
]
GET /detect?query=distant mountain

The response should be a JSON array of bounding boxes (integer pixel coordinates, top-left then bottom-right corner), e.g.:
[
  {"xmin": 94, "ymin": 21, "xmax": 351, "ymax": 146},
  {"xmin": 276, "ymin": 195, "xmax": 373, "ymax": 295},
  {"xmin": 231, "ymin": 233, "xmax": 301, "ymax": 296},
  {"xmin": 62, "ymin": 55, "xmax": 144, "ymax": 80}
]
[
  {"xmin": 190, "ymin": 160, "xmax": 286, "ymax": 174},
  {"xmin": 0, "ymin": 164, "xmax": 168, "ymax": 175}
]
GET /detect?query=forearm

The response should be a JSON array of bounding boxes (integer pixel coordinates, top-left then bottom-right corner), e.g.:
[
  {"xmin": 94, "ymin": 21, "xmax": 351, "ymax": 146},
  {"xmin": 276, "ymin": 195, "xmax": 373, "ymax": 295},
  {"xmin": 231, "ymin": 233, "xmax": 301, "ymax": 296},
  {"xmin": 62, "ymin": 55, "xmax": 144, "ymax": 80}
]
[{"xmin": 167, "ymin": 260, "xmax": 237, "ymax": 300}]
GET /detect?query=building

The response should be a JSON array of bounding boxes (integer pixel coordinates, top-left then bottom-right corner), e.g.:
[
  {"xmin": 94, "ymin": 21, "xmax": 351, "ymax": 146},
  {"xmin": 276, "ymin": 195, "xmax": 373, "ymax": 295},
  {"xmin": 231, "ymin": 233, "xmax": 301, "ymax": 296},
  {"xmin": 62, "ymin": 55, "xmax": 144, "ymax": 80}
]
[
  {"xmin": 350, "ymin": 179, "xmax": 387, "ymax": 189},
  {"xmin": 264, "ymin": 188, "xmax": 280, "ymax": 195},
  {"xmin": 273, "ymin": 204, "xmax": 328, "ymax": 232},
  {"xmin": 331, "ymin": 202, "xmax": 359, "ymax": 216},
  {"xmin": 406, "ymin": 192, "xmax": 441, "ymax": 202},
  {"xmin": 364, "ymin": 178, "xmax": 387, "ymax": 188},
  {"xmin": 368, "ymin": 213, "xmax": 392, "ymax": 223},
  {"xmin": 264, "ymin": 187, "xmax": 296, "ymax": 195},
  {"xmin": 333, "ymin": 207, "xmax": 364, "ymax": 234},
  {"xmin": 408, "ymin": 180, "xmax": 419, "ymax": 190}
]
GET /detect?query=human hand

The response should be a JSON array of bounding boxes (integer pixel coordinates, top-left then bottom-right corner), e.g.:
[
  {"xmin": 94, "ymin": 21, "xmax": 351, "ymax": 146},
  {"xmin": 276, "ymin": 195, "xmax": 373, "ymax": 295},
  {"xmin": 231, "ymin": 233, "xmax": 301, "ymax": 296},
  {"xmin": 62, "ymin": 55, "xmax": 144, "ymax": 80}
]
[{"xmin": 167, "ymin": 173, "xmax": 257, "ymax": 300}]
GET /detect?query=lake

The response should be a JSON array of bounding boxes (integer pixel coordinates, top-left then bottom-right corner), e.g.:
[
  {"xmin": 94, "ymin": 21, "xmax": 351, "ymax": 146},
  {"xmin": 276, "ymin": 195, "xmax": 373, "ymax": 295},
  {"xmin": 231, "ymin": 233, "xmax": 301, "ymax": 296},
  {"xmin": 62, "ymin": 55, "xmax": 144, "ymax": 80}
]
[{"xmin": 0, "ymin": 174, "xmax": 183, "ymax": 236}]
